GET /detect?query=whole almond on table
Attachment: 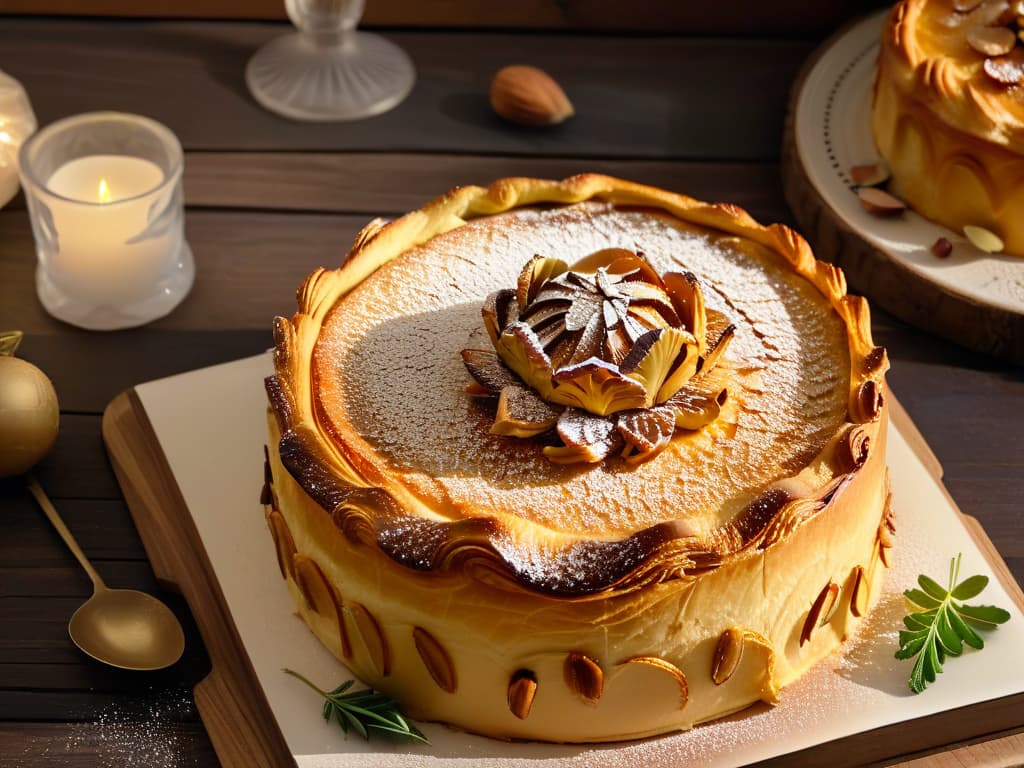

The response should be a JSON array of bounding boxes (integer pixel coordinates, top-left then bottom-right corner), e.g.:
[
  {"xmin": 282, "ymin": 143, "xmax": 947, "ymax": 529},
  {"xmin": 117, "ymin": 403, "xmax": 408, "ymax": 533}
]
[{"xmin": 490, "ymin": 65, "xmax": 574, "ymax": 126}]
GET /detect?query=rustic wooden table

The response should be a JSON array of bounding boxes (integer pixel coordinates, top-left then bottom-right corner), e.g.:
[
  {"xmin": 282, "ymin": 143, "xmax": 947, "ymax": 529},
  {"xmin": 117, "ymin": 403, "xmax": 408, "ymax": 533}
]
[{"xmin": 0, "ymin": 13, "xmax": 1022, "ymax": 768}]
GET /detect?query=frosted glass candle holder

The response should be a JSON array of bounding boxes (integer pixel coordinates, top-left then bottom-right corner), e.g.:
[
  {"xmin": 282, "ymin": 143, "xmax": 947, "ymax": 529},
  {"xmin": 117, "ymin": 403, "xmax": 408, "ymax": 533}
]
[
  {"xmin": 246, "ymin": 0, "xmax": 415, "ymax": 121},
  {"xmin": 18, "ymin": 112, "xmax": 194, "ymax": 330}
]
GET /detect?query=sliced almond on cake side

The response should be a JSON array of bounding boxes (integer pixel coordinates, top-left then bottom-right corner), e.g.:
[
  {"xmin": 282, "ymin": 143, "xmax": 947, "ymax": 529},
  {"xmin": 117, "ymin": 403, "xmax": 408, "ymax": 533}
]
[
  {"xmin": 508, "ymin": 670, "xmax": 538, "ymax": 719},
  {"xmin": 801, "ymin": 581, "xmax": 840, "ymax": 645},
  {"xmin": 350, "ymin": 602, "xmax": 391, "ymax": 677},
  {"xmin": 329, "ymin": 584, "xmax": 352, "ymax": 660},
  {"xmin": 711, "ymin": 627, "xmax": 745, "ymax": 684},
  {"xmin": 878, "ymin": 492, "xmax": 896, "ymax": 570},
  {"xmin": 266, "ymin": 509, "xmax": 297, "ymax": 582},
  {"xmin": 292, "ymin": 554, "xmax": 334, "ymax": 618},
  {"xmin": 618, "ymin": 656, "xmax": 689, "ymax": 709},
  {"xmin": 850, "ymin": 565, "xmax": 870, "ymax": 618},
  {"xmin": 564, "ymin": 651, "xmax": 604, "ymax": 704},
  {"xmin": 413, "ymin": 627, "xmax": 457, "ymax": 693}
]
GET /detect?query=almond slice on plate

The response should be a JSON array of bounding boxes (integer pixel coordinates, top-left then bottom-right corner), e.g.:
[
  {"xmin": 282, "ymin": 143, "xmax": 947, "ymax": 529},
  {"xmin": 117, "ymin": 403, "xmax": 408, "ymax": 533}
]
[
  {"xmin": 963, "ymin": 225, "xmax": 1005, "ymax": 253},
  {"xmin": 850, "ymin": 162, "xmax": 890, "ymax": 187},
  {"xmin": 858, "ymin": 187, "xmax": 906, "ymax": 216}
]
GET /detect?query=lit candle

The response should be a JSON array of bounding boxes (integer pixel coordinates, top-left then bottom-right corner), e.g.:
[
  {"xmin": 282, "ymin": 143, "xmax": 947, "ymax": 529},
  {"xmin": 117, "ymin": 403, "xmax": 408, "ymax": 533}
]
[
  {"xmin": 18, "ymin": 112, "xmax": 194, "ymax": 330},
  {"xmin": 44, "ymin": 154, "xmax": 173, "ymax": 305},
  {"xmin": 48, "ymin": 155, "xmax": 164, "ymax": 203}
]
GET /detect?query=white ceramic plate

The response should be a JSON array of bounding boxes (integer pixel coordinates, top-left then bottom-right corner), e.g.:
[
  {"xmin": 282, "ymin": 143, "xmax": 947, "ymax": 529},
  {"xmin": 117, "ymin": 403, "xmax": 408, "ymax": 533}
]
[{"xmin": 794, "ymin": 11, "xmax": 1024, "ymax": 316}]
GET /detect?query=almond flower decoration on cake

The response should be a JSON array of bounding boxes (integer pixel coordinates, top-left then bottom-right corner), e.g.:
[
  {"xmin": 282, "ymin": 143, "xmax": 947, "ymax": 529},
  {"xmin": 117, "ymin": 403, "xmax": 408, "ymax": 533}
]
[{"xmin": 461, "ymin": 248, "xmax": 736, "ymax": 464}]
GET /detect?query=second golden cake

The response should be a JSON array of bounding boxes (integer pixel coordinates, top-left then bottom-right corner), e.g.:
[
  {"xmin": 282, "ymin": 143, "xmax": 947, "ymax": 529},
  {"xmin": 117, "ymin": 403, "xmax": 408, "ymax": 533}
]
[
  {"xmin": 264, "ymin": 175, "xmax": 892, "ymax": 742},
  {"xmin": 873, "ymin": 0, "xmax": 1024, "ymax": 255}
]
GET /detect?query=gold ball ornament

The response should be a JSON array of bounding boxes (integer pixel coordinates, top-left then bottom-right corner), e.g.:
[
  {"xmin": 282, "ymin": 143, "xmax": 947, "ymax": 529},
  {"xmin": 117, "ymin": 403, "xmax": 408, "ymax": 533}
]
[{"xmin": 0, "ymin": 356, "xmax": 59, "ymax": 477}]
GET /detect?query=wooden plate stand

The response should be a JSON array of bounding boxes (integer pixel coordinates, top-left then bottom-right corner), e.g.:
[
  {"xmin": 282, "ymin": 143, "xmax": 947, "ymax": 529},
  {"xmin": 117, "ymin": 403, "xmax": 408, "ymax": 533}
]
[{"xmin": 102, "ymin": 390, "xmax": 1024, "ymax": 768}]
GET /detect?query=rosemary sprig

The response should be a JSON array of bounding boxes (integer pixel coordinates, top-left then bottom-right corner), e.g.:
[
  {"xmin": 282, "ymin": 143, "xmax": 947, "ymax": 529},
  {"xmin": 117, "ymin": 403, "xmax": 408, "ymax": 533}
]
[
  {"xmin": 283, "ymin": 668, "xmax": 429, "ymax": 744},
  {"xmin": 896, "ymin": 553, "xmax": 1011, "ymax": 693}
]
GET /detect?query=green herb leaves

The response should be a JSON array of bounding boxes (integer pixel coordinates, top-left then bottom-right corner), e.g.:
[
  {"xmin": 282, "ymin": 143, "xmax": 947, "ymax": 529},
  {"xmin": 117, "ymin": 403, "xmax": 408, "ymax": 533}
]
[
  {"xmin": 896, "ymin": 554, "xmax": 1011, "ymax": 693},
  {"xmin": 283, "ymin": 668, "xmax": 429, "ymax": 744}
]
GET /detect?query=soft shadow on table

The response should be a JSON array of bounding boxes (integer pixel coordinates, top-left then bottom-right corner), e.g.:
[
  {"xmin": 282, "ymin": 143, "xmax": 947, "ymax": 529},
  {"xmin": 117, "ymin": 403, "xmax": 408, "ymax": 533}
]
[
  {"xmin": 871, "ymin": 306, "xmax": 1020, "ymax": 371},
  {"xmin": 143, "ymin": 24, "xmax": 257, "ymax": 102},
  {"xmin": 438, "ymin": 92, "xmax": 501, "ymax": 131},
  {"xmin": 438, "ymin": 92, "xmax": 583, "ymax": 155},
  {"xmin": 835, "ymin": 590, "xmax": 914, "ymax": 698}
]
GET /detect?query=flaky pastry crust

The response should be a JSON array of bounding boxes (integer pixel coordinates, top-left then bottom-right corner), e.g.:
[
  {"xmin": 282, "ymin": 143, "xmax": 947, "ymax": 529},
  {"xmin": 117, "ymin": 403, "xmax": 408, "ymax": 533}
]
[{"xmin": 264, "ymin": 175, "xmax": 891, "ymax": 741}]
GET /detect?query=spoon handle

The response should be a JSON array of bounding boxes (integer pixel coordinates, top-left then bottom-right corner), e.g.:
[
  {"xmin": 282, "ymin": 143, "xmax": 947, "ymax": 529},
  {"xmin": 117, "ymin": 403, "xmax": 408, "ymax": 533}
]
[{"xmin": 27, "ymin": 474, "xmax": 107, "ymax": 592}]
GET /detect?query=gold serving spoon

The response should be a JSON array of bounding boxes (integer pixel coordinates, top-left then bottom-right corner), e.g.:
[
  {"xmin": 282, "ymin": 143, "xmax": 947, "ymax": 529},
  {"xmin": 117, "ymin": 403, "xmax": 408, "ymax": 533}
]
[
  {"xmin": 0, "ymin": 339, "xmax": 185, "ymax": 671},
  {"xmin": 27, "ymin": 477, "xmax": 186, "ymax": 670}
]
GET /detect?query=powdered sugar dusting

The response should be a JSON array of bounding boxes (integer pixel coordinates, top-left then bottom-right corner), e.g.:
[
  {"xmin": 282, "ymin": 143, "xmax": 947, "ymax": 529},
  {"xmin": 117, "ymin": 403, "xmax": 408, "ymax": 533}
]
[
  {"xmin": 60, "ymin": 688, "xmax": 199, "ymax": 768},
  {"xmin": 315, "ymin": 204, "xmax": 849, "ymax": 540}
]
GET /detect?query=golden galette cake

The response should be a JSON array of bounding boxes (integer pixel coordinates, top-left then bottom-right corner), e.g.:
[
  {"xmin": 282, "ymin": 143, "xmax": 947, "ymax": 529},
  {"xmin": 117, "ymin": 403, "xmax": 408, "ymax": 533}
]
[
  {"xmin": 873, "ymin": 0, "xmax": 1024, "ymax": 255},
  {"xmin": 263, "ymin": 175, "xmax": 892, "ymax": 743}
]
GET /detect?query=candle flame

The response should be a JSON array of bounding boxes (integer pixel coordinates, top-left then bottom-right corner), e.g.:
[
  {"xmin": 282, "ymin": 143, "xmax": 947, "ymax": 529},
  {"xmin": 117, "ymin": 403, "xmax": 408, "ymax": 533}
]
[{"xmin": 98, "ymin": 178, "xmax": 111, "ymax": 204}]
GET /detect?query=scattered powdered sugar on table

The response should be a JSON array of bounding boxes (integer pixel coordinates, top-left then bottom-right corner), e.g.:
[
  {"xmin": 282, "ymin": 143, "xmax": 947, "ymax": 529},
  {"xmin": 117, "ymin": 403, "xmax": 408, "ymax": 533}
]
[
  {"xmin": 62, "ymin": 687, "xmax": 200, "ymax": 768},
  {"xmin": 317, "ymin": 202, "xmax": 850, "ymax": 540}
]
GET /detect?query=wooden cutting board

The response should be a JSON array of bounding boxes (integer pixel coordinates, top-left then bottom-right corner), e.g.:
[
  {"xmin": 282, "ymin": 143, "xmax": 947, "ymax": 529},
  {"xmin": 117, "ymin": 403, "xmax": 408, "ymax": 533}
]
[
  {"xmin": 102, "ymin": 380, "xmax": 1024, "ymax": 768},
  {"xmin": 103, "ymin": 387, "xmax": 293, "ymax": 768}
]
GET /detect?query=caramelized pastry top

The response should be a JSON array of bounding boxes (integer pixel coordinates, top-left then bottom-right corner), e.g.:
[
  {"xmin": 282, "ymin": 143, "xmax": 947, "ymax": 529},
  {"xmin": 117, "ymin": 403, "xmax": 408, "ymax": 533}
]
[
  {"xmin": 270, "ymin": 175, "xmax": 885, "ymax": 595},
  {"xmin": 316, "ymin": 207, "xmax": 844, "ymax": 548}
]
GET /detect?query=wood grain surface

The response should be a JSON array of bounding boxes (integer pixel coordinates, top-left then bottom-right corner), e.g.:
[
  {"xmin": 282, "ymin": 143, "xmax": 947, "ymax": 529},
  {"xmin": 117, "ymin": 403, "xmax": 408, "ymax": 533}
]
[
  {"xmin": 0, "ymin": 19, "xmax": 810, "ymax": 157},
  {"xmin": 0, "ymin": 0, "xmax": 884, "ymax": 35},
  {"xmin": 0, "ymin": 13, "xmax": 1022, "ymax": 768}
]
